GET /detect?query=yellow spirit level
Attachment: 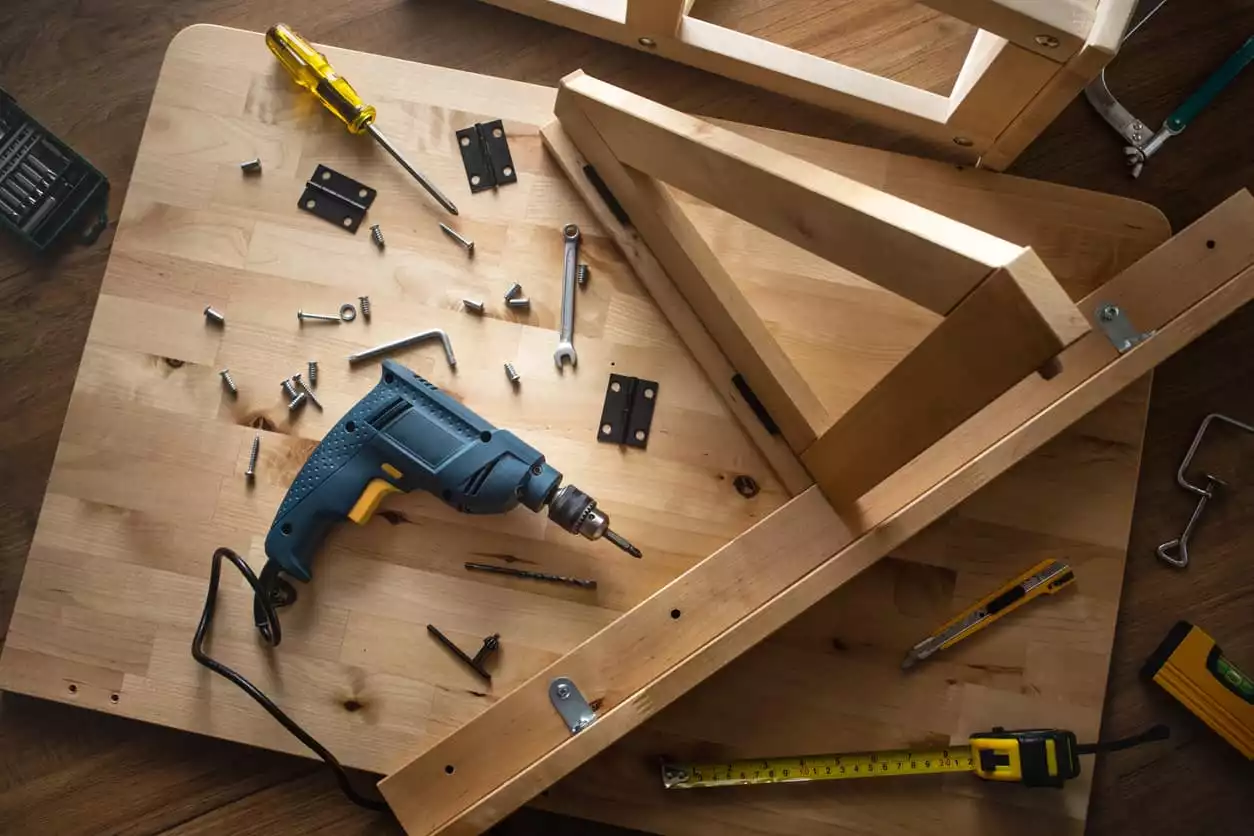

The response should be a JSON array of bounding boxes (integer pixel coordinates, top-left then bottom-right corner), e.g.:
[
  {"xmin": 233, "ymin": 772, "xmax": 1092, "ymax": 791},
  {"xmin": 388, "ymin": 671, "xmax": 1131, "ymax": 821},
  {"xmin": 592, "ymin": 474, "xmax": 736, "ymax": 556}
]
[{"xmin": 1143, "ymin": 621, "xmax": 1254, "ymax": 758}]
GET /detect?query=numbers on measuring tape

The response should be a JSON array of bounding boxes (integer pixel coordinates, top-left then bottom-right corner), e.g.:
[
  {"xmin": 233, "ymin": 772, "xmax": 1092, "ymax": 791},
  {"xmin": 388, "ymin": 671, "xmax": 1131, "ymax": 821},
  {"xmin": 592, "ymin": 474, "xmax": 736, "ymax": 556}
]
[{"xmin": 666, "ymin": 745, "xmax": 975, "ymax": 788}]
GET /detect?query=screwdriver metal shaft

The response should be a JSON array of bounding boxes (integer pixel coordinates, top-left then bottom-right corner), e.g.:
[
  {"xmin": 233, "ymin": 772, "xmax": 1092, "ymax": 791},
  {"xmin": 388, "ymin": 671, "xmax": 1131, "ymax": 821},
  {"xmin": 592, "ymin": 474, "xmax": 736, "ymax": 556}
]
[{"xmin": 366, "ymin": 125, "xmax": 458, "ymax": 216}]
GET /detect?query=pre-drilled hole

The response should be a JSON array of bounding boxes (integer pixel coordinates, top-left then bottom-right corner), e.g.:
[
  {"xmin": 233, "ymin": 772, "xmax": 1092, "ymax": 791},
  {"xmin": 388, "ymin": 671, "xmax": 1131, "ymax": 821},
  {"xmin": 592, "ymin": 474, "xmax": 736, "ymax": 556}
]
[
  {"xmin": 68, "ymin": 683, "xmax": 78, "ymax": 694},
  {"xmin": 445, "ymin": 765, "xmax": 456, "ymax": 775},
  {"xmin": 670, "ymin": 609, "xmax": 681, "ymax": 619},
  {"xmin": 110, "ymin": 693, "xmax": 120, "ymax": 704},
  {"xmin": 1206, "ymin": 240, "xmax": 1216, "ymax": 249}
]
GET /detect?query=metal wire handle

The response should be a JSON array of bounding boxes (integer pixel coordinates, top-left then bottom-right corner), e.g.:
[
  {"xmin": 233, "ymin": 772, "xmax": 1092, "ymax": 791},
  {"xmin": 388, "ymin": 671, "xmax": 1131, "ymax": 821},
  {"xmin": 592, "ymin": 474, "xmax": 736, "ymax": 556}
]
[{"xmin": 1157, "ymin": 413, "xmax": 1254, "ymax": 568}]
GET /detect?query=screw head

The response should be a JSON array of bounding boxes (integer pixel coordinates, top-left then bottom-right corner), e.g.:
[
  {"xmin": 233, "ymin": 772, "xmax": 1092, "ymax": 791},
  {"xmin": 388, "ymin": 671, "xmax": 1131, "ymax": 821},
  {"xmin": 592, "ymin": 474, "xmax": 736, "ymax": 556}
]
[
  {"xmin": 638, "ymin": 37, "xmax": 657, "ymax": 48},
  {"xmin": 1099, "ymin": 304, "xmax": 1120, "ymax": 322},
  {"xmin": 556, "ymin": 683, "xmax": 571, "ymax": 700},
  {"xmin": 953, "ymin": 136, "xmax": 974, "ymax": 147},
  {"xmin": 1035, "ymin": 34, "xmax": 1060, "ymax": 48}
]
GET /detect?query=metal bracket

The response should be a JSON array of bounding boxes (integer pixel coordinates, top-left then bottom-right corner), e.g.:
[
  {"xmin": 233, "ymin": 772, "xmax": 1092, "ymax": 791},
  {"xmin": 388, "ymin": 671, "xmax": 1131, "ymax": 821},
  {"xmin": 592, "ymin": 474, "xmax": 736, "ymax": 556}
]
[
  {"xmin": 298, "ymin": 165, "xmax": 376, "ymax": 233},
  {"xmin": 549, "ymin": 677, "xmax": 597, "ymax": 734},
  {"xmin": 1096, "ymin": 303, "xmax": 1155, "ymax": 353},
  {"xmin": 455, "ymin": 120, "xmax": 517, "ymax": 192},
  {"xmin": 598, "ymin": 374, "xmax": 658, "ymax": 448}
]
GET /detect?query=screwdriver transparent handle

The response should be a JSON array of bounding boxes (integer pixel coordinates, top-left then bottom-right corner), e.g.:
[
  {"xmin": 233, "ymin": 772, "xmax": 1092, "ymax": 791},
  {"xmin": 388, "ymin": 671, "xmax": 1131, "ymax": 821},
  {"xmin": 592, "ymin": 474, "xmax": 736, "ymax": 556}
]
[{"xmin": 265, "ymin": 23, "xmax": 376, "ymax": 134}]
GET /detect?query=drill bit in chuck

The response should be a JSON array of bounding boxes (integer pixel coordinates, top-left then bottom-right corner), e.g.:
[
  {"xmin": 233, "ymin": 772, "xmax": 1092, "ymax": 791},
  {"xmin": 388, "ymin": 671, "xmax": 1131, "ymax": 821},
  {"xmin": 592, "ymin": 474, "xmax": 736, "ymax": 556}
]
[{"xmin": 546, "ymin": 484, "xmax": 642, "ymax": 558}]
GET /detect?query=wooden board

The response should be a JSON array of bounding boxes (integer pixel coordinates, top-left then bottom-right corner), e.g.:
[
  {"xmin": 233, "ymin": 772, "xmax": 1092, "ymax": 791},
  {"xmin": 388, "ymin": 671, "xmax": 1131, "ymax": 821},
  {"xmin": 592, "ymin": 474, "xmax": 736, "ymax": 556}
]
[{"xmin": 0, "ymin": 22, "xmax": 1171, "ymax": 834}]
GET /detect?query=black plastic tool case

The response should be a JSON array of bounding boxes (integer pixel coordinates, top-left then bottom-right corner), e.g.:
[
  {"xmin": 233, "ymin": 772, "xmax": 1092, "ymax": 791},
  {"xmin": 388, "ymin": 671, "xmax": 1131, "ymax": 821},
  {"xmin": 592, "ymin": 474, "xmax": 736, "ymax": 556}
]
[{"xmin": 0, "ymin": 87, "xmax": 109, "ymax": 251}]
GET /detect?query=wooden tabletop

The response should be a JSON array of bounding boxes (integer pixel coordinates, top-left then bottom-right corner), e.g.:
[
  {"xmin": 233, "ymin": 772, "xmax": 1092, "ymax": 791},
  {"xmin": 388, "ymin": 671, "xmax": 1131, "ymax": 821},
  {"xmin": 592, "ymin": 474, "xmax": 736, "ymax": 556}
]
[{"xmin": 1, "ymin": 2, "xmax": 1252, "ymax": 835}]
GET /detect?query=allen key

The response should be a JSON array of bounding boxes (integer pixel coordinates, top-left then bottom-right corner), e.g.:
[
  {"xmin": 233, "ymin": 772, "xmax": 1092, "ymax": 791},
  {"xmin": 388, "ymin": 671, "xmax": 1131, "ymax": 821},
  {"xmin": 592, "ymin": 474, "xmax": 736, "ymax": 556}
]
[
  {"xmin": 1157, "ymin": 413, "xmax": 1254, "ymax": 568},
  {"xmin": 427, "ymin": 625, "xmax": 499, "ymax": 682}
]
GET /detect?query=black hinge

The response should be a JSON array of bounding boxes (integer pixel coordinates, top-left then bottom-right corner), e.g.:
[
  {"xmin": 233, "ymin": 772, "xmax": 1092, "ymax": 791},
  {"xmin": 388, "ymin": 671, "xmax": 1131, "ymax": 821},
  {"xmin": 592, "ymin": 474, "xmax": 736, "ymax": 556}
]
[
  {"xmin": 598, "ymin": 374, "xmax": 659, "ymax": 449},
  {"xmin": 298, "ymin": 165, "xmax": 376, "ymax": 233},
  {"xmin": 455, "ymin": 120, "xmax": 518, "ymax": 192}
]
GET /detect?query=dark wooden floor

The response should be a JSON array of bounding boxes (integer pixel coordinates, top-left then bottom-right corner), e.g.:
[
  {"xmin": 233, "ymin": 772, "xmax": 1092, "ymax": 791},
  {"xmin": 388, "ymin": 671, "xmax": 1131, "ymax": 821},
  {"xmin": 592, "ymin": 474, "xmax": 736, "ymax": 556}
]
[{"xmin": 2, "ymin": 1, "xmax": 1253, "ymax": 834}]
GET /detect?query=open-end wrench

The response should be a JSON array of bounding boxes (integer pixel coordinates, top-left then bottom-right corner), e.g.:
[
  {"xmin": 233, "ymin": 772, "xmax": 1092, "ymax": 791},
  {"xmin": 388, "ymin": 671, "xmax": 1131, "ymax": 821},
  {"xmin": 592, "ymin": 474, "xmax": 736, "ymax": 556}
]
[{"xmin": 554, "ymin": 223, "xmax": 580, "ymax": 369}]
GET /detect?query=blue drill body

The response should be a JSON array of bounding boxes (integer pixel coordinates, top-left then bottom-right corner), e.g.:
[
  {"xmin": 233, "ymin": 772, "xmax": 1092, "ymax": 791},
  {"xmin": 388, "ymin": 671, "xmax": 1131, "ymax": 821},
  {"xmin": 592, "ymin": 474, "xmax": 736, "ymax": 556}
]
[{"xmin": 265, "ymin": 360, "xmax": 564, "ymax": 581}]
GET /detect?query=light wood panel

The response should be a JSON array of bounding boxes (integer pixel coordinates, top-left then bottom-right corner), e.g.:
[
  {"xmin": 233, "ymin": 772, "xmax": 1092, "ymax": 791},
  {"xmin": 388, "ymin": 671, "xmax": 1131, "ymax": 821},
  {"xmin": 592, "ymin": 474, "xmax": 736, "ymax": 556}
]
[{"xmin": 0, "ymin": 21, "xmax": 1182, "ymax": 836}]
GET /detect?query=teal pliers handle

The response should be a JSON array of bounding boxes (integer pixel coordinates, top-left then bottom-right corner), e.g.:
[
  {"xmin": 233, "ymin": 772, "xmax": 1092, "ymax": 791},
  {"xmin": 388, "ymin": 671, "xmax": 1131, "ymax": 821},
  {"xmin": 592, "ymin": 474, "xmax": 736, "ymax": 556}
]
[{"xmin": 1166, "ymin": 36, "xmax": 1254, "ymax": 133}]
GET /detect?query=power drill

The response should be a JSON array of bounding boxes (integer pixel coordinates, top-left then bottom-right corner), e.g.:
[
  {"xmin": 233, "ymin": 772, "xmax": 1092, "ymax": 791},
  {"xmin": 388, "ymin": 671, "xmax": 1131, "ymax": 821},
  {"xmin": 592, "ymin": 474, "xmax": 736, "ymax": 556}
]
[{"xmin": 263, "ymin": 360, "xmax": 640, "ymax": 585}]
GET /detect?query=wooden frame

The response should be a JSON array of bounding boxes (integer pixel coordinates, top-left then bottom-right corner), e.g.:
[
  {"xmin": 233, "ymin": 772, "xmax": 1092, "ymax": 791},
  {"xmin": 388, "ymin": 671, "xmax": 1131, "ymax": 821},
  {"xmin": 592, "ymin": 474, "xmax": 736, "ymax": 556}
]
[
  {"xmin": 471, "ymin": 0, "xmax": 1136, "ymax": 169},
  {"xmin": 377, "ymin": 72, "xmax": 1254, "ymax": 835}
]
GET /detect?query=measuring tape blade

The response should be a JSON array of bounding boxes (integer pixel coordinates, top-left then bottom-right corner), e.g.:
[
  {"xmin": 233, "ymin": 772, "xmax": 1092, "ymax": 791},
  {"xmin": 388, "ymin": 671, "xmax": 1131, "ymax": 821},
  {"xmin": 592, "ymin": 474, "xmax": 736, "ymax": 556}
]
[{"xmin": 662, "ymin": 745, "xmax": 976, "ymax": 789}]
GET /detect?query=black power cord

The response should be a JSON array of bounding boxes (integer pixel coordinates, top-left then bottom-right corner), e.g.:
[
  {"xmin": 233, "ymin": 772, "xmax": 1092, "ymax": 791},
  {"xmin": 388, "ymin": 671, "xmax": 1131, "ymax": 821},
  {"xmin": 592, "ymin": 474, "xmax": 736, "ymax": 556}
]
[{"xmin": 191, "ymin": 547, "xmax": 390, "ymax": 812}]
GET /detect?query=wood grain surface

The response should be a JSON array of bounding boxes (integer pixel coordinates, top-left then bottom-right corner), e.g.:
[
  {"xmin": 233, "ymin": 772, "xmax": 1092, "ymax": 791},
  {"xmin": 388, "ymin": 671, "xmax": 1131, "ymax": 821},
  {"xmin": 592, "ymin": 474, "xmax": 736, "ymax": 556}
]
[
  {"xmin": 0, "ymin": 24, "xmax": 799, "ymax": 773},
  {"xmin": 0, "ymin": 15, "xmax": 1167, "ymax": 785},
  {"xmin": 0, "ymin": 1, "xmax": 1252, "ymax": 835}
]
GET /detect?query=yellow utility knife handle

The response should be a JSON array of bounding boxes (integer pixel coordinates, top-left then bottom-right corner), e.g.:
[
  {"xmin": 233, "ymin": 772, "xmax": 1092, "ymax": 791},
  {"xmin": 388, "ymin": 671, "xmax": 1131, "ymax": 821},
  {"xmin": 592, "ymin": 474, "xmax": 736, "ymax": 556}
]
[
  {"xmin": 265, "ymin": 23, "xmax": 376, "ymax": 134},
  {"xmin": 937, "ymin": 559, "xmax": 1073, "ymax": 651}
]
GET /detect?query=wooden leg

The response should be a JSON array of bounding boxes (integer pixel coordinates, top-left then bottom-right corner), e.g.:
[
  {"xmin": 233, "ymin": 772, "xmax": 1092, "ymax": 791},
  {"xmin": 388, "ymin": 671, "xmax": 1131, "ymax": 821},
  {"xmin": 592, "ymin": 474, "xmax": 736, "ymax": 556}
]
[
  {"xmin": 980, "ymin": 0, "xmax": 1136, "ymax": 170},
  {"xmin": 559, "ymin": 71, "xmax": 1024, "ymax": 316},
  {"xmin": 946, "ymin": 30, "xmax": 1063, "ymax": 147},
  {"xmin": 802, "ymin": 249, "xmax": 1090, "ymax": 511}
]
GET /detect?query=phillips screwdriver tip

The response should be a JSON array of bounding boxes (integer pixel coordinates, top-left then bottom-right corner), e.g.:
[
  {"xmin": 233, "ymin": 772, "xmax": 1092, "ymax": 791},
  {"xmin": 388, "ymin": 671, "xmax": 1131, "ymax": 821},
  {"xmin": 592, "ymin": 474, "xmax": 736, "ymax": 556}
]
[{"xmin": 604, "ymin": 529, "xmax": 642, "ymax": 558}]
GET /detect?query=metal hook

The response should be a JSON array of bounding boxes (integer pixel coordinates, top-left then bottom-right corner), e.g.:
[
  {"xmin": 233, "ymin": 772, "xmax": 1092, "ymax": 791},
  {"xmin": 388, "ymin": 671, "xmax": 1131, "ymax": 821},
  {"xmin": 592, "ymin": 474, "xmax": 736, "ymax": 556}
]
[
  {"xmin": 1156, "ymin": 475, "xmax": 1221, "ymax": 568},
  {"xmin": 1157, "ymin": 413, "xmax": 1254, "ymax": 568}
]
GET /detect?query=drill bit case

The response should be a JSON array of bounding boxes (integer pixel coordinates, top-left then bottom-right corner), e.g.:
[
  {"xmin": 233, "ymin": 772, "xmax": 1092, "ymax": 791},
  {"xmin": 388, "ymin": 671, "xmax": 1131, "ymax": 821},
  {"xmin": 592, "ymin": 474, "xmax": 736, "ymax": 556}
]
[{"xmin": 0, "ymin": 87, "xmax": 109, "ymax": 251}]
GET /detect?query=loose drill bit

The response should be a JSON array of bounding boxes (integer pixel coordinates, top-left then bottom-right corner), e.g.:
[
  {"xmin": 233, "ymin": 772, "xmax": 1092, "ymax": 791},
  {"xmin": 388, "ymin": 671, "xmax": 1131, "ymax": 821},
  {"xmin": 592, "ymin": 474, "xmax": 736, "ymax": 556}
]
[{"xmin": 464, "ymin": 562, "xmax": 597, "ymax": 589}]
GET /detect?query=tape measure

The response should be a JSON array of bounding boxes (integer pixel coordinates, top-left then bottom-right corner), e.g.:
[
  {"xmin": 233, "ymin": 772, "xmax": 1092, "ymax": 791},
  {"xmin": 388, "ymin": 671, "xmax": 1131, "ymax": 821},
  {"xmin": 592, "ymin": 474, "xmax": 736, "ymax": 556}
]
[{"xmin": 662, "ymin": 725, "xmax": 1169, "ymax": 790}]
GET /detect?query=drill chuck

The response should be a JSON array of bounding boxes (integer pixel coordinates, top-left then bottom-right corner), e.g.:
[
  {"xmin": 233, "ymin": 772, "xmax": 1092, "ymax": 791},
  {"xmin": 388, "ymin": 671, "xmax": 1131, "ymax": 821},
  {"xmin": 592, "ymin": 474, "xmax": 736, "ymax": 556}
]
[{"xmin": 547, "ymin": 484, "xmax": 642, "ymax": 558}]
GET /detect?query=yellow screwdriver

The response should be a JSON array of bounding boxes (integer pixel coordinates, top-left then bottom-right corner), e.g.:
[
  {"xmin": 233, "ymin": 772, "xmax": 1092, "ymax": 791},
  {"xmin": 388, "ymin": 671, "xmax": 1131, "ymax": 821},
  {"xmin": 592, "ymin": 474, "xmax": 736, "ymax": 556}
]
[{"xmin": 265, "ymin": 23, "xmax": 458, "ymax": 216}]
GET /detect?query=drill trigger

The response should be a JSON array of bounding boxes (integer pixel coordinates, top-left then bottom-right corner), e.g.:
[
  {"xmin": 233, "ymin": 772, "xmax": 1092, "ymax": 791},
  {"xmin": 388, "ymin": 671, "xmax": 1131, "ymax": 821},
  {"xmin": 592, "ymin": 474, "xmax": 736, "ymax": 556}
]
[{"xmin": 348, "ymin": 477, "xmax": 403, "ymax": 524}]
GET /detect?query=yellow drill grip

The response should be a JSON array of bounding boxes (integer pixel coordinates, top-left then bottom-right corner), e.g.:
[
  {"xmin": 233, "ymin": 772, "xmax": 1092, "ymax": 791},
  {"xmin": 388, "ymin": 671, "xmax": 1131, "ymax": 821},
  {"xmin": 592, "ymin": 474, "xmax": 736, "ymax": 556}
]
[{"xmin": 265, "ymin": 23, "xmax": 376, "ymax": 134}]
